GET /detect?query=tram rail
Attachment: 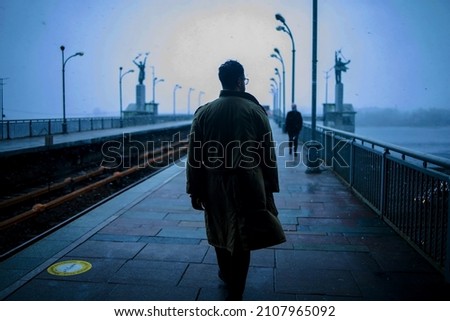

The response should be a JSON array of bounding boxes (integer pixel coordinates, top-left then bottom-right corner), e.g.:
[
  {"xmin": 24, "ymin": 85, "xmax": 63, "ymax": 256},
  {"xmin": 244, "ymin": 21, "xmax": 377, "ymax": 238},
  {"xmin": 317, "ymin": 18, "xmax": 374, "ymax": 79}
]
[{"xmin": 0, "ymin": 140, "xmax": 188, "ymax": 259}]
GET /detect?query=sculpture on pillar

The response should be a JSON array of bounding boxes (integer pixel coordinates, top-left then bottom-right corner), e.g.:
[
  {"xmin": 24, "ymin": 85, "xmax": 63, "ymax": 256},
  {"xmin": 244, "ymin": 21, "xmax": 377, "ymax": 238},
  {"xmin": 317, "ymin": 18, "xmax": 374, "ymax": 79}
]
[
  {"xmin": 133, "ymin": 52, "xmax": 149, "ymax": 85},
  {"xmin": 334, "ymin": 51, "xmax": 350, "ymax": 84}
]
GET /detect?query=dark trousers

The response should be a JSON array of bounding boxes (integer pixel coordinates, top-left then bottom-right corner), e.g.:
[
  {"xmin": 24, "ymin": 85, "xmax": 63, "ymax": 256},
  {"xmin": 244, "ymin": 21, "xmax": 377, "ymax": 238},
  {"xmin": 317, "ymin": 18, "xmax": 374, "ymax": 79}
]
[
  {"xmin": 215, "ymin": 247, "xmax": 250, "ymax": 300},
  {"xmin": 288, "ymin": 131, "xmax": 300, "ymax": 153}
]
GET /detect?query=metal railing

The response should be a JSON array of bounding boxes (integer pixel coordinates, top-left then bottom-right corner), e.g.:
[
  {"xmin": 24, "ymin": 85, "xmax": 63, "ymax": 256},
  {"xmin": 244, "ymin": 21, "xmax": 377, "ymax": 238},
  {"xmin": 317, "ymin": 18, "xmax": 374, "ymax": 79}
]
[
  {"xmin": 0, "ymin": 115, "xmax": 193, "ymax": 140},
  {"xmin": 301, "ymin": 122, "xmax": 450, "ymax": 281}
]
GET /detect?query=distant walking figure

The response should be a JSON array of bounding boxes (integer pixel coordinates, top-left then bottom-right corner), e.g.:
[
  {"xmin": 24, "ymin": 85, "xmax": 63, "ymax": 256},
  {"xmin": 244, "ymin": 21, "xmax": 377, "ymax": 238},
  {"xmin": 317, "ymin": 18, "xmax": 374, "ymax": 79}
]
[
  {"xmin": 285, "ymin": 103, "xmax": 303, "ymax": 156},
  {"xmin": 133, "ymin": 53, "xmax": 148, "ymax": 85}
]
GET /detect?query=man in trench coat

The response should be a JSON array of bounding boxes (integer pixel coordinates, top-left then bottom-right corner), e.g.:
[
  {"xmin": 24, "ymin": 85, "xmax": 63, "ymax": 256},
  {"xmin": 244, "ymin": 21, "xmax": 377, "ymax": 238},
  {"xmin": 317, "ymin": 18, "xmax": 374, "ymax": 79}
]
[{"xmin": 186, "ymin": 60, "xmax": 285, "ymax": 300}]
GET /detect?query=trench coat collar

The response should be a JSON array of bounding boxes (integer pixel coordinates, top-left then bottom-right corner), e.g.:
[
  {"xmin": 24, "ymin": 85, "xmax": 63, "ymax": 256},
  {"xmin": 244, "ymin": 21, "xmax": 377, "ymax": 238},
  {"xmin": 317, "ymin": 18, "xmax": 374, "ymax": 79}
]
[{"xmin": 219, "ymin": 90, "xmax": 267, "ymax": 115}]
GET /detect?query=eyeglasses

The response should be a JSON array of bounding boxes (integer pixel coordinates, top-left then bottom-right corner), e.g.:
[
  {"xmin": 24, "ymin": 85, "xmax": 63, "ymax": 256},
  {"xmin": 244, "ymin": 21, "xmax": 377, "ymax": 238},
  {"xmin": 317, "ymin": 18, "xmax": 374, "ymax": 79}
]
[{"xmin": 244, "ymin": 78, "xmax": 249, "ymax": 85}]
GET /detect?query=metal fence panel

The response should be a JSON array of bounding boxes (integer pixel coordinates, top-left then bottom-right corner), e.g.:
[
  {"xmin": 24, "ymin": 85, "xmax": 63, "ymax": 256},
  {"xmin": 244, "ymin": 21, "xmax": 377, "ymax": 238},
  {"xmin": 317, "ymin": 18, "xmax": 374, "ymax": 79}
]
[
  {"xmin": 384, "ymin": 157, "xmax": 449, "ymax": 270},
  {"xmin": 302, "ymin": 121, "xmax": 450, "ymax": 280}
]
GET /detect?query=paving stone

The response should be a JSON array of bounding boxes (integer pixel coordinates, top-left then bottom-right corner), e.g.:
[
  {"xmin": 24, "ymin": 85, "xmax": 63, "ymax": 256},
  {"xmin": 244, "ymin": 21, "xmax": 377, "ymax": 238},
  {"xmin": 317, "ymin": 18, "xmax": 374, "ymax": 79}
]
[
  {"xmin": 14, "ymin": 239, "xmax": 72, "ymax": 259},
  {"xmin": 164, "ymin": 213, "xmax": 204, "ymax": 222},
  {"xmin": 107, "ymin": 283, "xmax": 198, "ymax": 301},
  {"xmin": 136, "ymin": 243, "xmax": 208, "ymax": 263},
  {"xmin": 157, "ymin": 226, "xmax": 207, "ymax": 239},
  {"xmin": 6, "ymin": 278, "xmax": 115, "ymax": 300},
  {"xmin": 110, "ymin": 260, "xmax": 188, "ymax": 287},
  {"xmin": 178, "ymin": 263, "xmax": 223, "ymax": 289},
  {"xmin": 276, "ymin": 249, "xmax": 356, "ymax": 271},
  {"xmin": 292, "ymin": 243, "xmax": 369, "ymax": 252},
  {"xmin": 67, "ymin": 240, "xmax": 146, "ymax": 259},
  {"xmin": 91, "ymin": 234, "xmax": 141, "ymax": 242},
  {"xmin": 246, "ymin": 266, "xmax": 275, "ymax": 293},
  {"xmin": 275, "ymin": 268, "xmax": 361, "ymax": 297},
  {"xmin": 139, "ymin": 236, "xmax": 201, "ymax": 245},
  {"xmin": 121, "ymin": 209, "xmax": 168, "ymax": 220},
  {"xmin": 98, "ymin": 221, "xmax": 163, "ymax": 236}
]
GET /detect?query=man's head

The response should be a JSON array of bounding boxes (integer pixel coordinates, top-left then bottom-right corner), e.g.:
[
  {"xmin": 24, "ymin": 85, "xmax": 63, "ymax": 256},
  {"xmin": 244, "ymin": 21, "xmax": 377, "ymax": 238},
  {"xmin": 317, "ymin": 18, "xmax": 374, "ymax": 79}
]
[
  {"xmin": 218, "ymin": 60, "xmax": 247, "ymax": 92},
  {"xmin": 291, "ymin": 103, "xmax": 297, "ymax": 111}
]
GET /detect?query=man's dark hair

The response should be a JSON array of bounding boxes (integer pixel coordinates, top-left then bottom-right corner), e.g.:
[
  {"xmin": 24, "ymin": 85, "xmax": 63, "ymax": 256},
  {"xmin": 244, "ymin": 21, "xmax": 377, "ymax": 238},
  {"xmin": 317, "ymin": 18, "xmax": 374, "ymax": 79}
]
[{"xmin": 218, "ymin": 60, "xmax": 244, "ymax": 89}]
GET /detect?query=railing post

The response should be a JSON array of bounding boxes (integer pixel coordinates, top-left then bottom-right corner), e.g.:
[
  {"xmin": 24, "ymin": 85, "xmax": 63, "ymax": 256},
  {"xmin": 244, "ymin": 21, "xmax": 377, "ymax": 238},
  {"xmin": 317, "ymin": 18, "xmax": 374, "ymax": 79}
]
[
  {"xmin": 446, "ymin": 177, "xmax": 450, "ymax": 283},
  {"xmin": 48, "ymin": 120, "xmax": 51, "ymax": 135},
  {"xmin": 380, "ymin": 148, "xmax": 390, "ymax": 219},
  {"xmin": 29, "ymin": 120, "xmax": 33, "ymax": 137},
  {"xmin": 6, "ymin": 121, "xmax": 10, "ymax": 139},
  {"xmin": 349, "ymin": 138, "xmax": 355, "ymax": 187}
]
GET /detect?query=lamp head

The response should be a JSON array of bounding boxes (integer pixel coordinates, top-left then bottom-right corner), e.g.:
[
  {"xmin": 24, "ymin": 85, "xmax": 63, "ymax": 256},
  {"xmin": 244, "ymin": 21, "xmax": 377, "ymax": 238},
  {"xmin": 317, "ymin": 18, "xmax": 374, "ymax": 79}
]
[
  {"xmin": 276, "ymin": 26, "xmax": 285, "ymax": 32},
  {"xmin": 77, "ymin": 52, "xmax": 84, "ymax": 56},
  {"xmin": 275, "ymin": 13, "xmax": 285, "ymax": 23},
  {"xmin": 274, "ymin": 48, "xmax": 280, "ymax": 54},
  {"xmin": 270, "ymin": 54, "xmax": 277, "ymax": 58},
  {"xmin": 60, "ymin": 45, "xmax": 65, "ymax": 51}
]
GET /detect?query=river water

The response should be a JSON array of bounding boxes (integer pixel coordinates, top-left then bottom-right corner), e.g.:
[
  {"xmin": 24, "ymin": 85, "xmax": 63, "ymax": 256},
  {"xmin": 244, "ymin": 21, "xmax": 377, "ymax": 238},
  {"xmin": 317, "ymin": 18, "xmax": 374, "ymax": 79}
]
[{"xmin": 354, "ymin": 126, "xmax": 450, "ymax": 160}]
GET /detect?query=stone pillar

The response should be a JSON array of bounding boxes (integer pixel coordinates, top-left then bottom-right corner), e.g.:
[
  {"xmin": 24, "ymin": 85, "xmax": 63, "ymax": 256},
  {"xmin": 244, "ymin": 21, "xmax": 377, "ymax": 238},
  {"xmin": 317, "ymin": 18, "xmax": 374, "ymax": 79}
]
[
  {"xmin": 335, "ymin": 82, "xmax": 344, "ymax": 113},
  {"xmin": 136, "ymin": 84, "xmax": 146, "ymax": 111}
]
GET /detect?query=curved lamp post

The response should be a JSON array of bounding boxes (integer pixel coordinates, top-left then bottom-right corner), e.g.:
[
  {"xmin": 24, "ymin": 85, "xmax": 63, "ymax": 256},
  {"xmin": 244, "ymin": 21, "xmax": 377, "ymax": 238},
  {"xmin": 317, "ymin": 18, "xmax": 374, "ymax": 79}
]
[
  {"xmin": 152, "ymin": 77, "xmax": 164, "ymax": 103},
  {"xmin": 271, "ymin": 48, "xmax": 286, "ymax": 122},
  {"xmin": 198, "ymin": 91, "xmax": 205, "ymax": 107},
  {"xmin": 275, "ymin": 68, "xmax": 282, "ymax": 123},
  {"xmin": 119, "ymin": 67, "xmax": 134, "ymax": 127},
  {"xmin": 61, "ymin": 45, "xmax": 83, "ymax": 134},
  {"xmin": 270, "ymin": 78, "xmax": 279, "ymax": 115},
  {"xmin": 0, "ymin": 77, "xmax": 7, "ymax": 140},
  {"xmin": 187, "ymin": 87, "xmax": 195, "ymax": 115},
  {"xmin": 275, "ymin": 14, "xmax": 296, "ymax": 106},
  {"xmin": 270, "ymin": 86, "xmax": 277, "ymax": 117},
  {"xmin": 173, "ymin": 84, "xmax": 182, "ymax": 116}
]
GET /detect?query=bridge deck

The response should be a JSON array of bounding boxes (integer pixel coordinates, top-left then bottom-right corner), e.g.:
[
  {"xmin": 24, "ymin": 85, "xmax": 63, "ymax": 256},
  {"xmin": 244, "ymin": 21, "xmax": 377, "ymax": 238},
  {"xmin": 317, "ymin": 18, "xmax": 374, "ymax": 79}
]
[{"xmin": 0, "ymin": 121, "xmax": 448, "ymax": 300}]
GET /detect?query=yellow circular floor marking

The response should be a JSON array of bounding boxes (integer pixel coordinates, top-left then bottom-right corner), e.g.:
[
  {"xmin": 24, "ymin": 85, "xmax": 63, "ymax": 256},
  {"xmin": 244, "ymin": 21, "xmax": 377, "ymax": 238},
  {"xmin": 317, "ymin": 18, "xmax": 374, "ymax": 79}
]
[{"xmin": 47, "ymin": 260, "xmax": 92, "ymax": 276}]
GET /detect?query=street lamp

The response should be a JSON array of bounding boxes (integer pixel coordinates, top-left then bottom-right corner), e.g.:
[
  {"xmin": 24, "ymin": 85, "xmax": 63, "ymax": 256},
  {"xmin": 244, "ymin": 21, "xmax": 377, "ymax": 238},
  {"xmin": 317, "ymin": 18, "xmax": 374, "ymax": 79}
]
[
  {"xmin": 173, "ymin": 84, "xmax": 182, "ymax": 116},
  {"xmin": 270, "ymin": 86, "xmax": 277, "ymax": 117},
  {"xmin": 152, "ymin": 77, "xmax": 164, "ymax": 103},
  {"xmin": 271, "ymin": 47, "xmax": 286, "ymax": 122},
  {"xmin": 198, "ymin": 91, "xmax": 205, "ymax": 107},
  {"xmin": 270, "ymin": 78, "xmax": 279, "ymax": 114},
  {"xmin": 306, "ymin": 0, "xmax": 321, "ymax": 174},
  {"xmin": 119, "ymin": 67, "xmax": 134, "ymax": 127},
  {"xmin": 275, "ymin": 14, "xmax": 296, "ymax": 106},
  {"xmin": 324, "ymin": 68, "xmax": 332, "ymax": 105},
  {"xmin": 0, "ymin": 77, "xmax": 8, "ymax": 140},
  {"xmin": 61, "ymin": 45, "xmax": 83, "ymax": 134},
  {"xmin": 187, "ymin": 87, "xmax": 195, "ymax": 115},
  {"xmin": 151, "ymin": 66, "xmax": 164, "ymax": 103},
  {"xmin": 275, "ymin": 68, "xmax": 282, "ymax": 123}
]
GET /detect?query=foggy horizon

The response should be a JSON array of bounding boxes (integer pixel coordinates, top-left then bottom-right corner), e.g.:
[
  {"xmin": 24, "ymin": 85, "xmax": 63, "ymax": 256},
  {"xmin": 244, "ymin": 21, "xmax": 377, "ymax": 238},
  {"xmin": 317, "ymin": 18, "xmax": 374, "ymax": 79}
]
[{"xmin": 1, "ymin": 0, "xmax": 450, "ymax": 120}]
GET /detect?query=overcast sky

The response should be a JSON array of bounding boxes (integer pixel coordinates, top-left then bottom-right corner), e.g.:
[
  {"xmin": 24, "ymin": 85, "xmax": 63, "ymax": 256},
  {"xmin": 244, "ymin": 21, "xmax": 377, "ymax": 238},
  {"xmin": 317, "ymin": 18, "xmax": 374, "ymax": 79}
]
[{"xmin": 1, "ymin": 0, "xmax": 449, "ymax": 119}]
